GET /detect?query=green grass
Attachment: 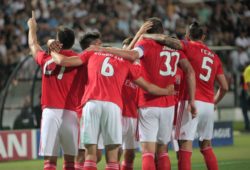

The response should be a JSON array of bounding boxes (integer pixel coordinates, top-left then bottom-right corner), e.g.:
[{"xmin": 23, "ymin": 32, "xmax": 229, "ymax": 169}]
[{"xmin": 1, "ymin": 133, "xmax": 250, "ymax": 170}]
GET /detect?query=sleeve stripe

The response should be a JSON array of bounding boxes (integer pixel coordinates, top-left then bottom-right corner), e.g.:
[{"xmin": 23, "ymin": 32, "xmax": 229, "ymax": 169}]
[{"xmin": 133, "ymin": 47, "xmax": 144, "ymax": 58}]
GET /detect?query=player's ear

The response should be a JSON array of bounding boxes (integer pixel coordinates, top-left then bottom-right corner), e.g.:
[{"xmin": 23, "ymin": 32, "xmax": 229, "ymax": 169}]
[{"xmin": 201, "ymin": 34, "xmax": 206, "ymax": 41}]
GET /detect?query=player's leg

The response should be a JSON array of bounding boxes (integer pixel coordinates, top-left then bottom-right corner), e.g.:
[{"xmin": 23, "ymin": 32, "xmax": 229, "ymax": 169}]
[
  {"xmin": 82, "ymin": 100, "xmax": 102, "ymax": 170},
  {"xmin": 102, "ymin": 101, "xmax": 122, "ymax": 170},
  {"xmin": 75, "ymin": 113, "xmax": 85, "ymax": 170},
  {"xmin": 75, "ymin": 149, "xmax": 85, "ymax": 170},
  {"xmin": 139, "ymin": 107, "xmax": 159, "ymax": 170},
  {"xmin": 39, "ymin": 108, "xmax": 62, "ymax": 170},
  {"xmin": 60, "ymin": 109, "xmax": 79, "ymax": 170},
  {"xmin": 97, "ymin": 133, "xmax": 104, "ymax": 163},
  {"xmin": 175, "ymin": 101, "xmax": 198, "ymax": 170},
  {"xmin": 197, "ymin": 101, "xmax": 218, "ymax": 170},
  {"xmin": 156, "ymin": 106, "xmax": 175, "ymax": 170},
  {"xmin": 121, "ymin": 117, "xmax": 138, "ymax": 170}
]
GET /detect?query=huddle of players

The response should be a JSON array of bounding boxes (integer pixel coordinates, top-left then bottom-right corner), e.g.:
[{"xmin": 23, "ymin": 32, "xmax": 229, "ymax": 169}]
[{"xmin": 28, "ymin": 9, "xmax": 228, "ymax": 170}]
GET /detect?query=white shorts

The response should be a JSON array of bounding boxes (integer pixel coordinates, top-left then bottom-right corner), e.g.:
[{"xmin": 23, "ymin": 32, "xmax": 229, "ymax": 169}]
[
  {"xmin": 79, "ymin": 116, "xmax": 104, "ymax": 150},
  {"xmin": 81, "ymin": 100, "xmax": 122, "ymax": 146},
  {"xmin": 122, "ymin": 117, "xmax": 139, "ymax": 150},
  {"xmin": 139, "ymin": 106, "xmax": 175, "ymax": 144},
  {"xmin": 39, "ymin": 108, "xmax": 78, "ymax": 156},
  {"xmin": 175, "ymin": 100, "xmax": 214, "ymax": 141}
]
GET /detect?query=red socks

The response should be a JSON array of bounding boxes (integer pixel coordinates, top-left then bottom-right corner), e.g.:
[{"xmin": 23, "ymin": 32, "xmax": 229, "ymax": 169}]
[
  {"xmin": 105, "ymin": 162, "xmax": 120, "ymax": 170},
  {"xmin": 44, "ymin": 160, "xmax": 56, "ymax": 170},
  {"xmin": 121, "ymin": 161, "xmax": 133, "ymax": 170},
  {"xmin": 201, "ymin": 147, "xmax": 218, "ymax": 170},
  {"xmin": 142, "ymin": 152, "xmax": 155, "ymax": 170},
  {"xmin": 75, "ymin": 162, "xmax": 84, "ymax": 170},
  {"xmin": 178, "ymin": 149, "xmax": 192, "ymax": 170},
  {"xmin": 157, "ymin": 152, "xmax": 171, "ymax": 170},
  {"xmin": 83, "ymin": 160, "xmax": 97, "ymax": 170}
]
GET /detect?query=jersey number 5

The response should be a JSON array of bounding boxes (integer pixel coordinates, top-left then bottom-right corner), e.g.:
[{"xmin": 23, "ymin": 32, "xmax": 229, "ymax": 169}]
[
  {"xmin": 101, "ymin": 57, "xmax": 114, "ymax": 76},
  {"xmin": 199, "ymin": 56, "xmax": 213, "ymax": 81},
  {"xmin": 43, "ymin": 59, "xmax": 65, "ymax": 80},
  {"xmin": 160, "ymin": 51, "xmax": 180, "ymax": 76}
]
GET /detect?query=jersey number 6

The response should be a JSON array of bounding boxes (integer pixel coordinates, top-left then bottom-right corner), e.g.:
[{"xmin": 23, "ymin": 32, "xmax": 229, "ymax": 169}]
[{"xmin": 101, "ymin": 57, "xmax": 114, "ymax": 76}]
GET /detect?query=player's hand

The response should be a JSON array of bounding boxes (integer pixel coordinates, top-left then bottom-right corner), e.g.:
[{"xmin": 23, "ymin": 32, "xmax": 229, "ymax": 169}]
[
  {"xmin": 136, "ymin": 21, "xmax": 153, "ymax": 36},
  {"xmin": 27, "ymin": 10, "xmax": 37, "ymax": 31},
  {"xmin": 187, "ymin": 101, "xmax": 197, "ymax": 118},
  {"xmin": 165, "ymin": 84, "xmax": 175, "ymax": 95},
  {"xmin": 47, "ymin": 39, "xmax": 62, "ymax": 54}
]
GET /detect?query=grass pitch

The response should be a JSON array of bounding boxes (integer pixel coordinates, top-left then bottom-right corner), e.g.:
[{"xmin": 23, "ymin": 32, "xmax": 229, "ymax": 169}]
[{"xmin": 1, "ymin": 132, "xmax": 250, "ymax": 170}]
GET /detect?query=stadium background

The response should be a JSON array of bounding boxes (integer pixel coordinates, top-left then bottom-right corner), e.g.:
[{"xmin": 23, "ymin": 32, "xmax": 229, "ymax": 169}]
[{"xmin": 0, "ymin": 0, "xmax": 250, "ymax": 169}]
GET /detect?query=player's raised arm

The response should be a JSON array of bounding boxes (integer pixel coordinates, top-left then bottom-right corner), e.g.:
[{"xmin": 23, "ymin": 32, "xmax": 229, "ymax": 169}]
[
  {"xmin": 125, "ymin": 21, "xmax": 153, "ymax": 50},
  {"xmin": 142, "ymin": 33, "xmax": 183, "ymax": 50},
  {"xmin": 27, "ymin": 10, "xmax": 42, "ymax": 58},
  {"xmin": 51, "ymin": 51, "xmax": 83, "ymax": 67},
  {"xmin": 214, "ymin": 74, "xmax": 228, "ymax": 105},
  {"xmin": 134, "ymin": 77, "xmax": 175, "ymax": 96},
  {"xmin": 86, "ymin": 45, "xmax": 139, "ymax": 62}
]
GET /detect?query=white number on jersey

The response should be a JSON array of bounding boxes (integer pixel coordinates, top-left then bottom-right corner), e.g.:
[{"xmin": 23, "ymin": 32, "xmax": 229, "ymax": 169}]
[
  {"xmin": 199, "ymin": 56, "xmax": 213, "ymax": 82},
  {"xmin": 160, "ymin": 51, "xmax": 180, "ymax": 76},
  {"xmin": 101, "ymin": 57, "xmax": 114, "ymax": 76},
  {"xmin": 43, "ymin": 58, "xmax": 65, "ymax": 80}
]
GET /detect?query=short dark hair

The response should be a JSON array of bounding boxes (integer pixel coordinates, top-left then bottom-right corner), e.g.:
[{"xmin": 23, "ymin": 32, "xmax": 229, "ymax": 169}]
[
  {"xmin": 145, "ymin": 17, "xmax": 164, "ymax": 34},
  {"xmin": 188, "ymin": 21, "xmax": 204, "ymax": 40},
  {"xmin": 122, "ymin": 37, "xmax": 133, "ymax": 46},
  {"xmin": 79, "ymin": 31, "xmax": 101, "ymax": 50},
  {"xmin": 57, "ymin": 26, "xmax": 75, "ymax": 49}
]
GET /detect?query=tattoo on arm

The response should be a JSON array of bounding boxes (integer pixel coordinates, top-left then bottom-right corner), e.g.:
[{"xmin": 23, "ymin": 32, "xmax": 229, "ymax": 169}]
[{"xmin": 143, "ymin": 34, "xmax": 183, "ymax": 50}]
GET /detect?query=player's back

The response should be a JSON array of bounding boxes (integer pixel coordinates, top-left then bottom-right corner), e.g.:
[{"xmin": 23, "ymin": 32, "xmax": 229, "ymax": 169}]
[
  {"xmin": 81, "ymin": 51, "xmax": 140, "ymax": 109},
  {"xmin": 181, "ymin": 41, "xmax": 224, "ymax": 103},
  {"xmin": 122, "ymin": 77, "xmax": 139, "ymax": 118},
  {"xmin": 135, "ymin": 39, "xmax": 181, "ymax": 107},
  {"xmin": 36, "ymin": 50, "xmax": 86, "ymax": 111}
]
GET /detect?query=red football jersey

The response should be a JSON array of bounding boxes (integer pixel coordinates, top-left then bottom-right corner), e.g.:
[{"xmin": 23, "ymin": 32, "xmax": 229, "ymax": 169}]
[
  {"xmin": 79, "ymin": 51, "xmax": 141, "ymax": 109},
  {"xmin": 122, "ymin": 77, "xmax": 139, "ymax": 118},
  {"xmin": 35, "ymin": 50, "xmax": 86, "ymax": 113},
  {"xmin": 180, "ymin": 40, "xmax": 224, "ymax": 103},
  {"xmin": 134, "ymin": 39, "xmax": 186, "ymax": 107}
]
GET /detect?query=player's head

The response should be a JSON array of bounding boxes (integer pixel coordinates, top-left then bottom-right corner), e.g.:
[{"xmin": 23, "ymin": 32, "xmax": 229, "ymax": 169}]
[
  {"xmin": 145, "ymin": 17, "xmax": 164, "ymax": 34},
  {"xmin": 122, "ymin": 37, "xmax": 133, "ymax": 49},
  {"xmin": 79, "ymin": 31, "xmax": 102, "ymax": 50},
  {"xmin": 185, "ymin": 21, "xmax": 205, "ymax": 41},
  {"xmin": 56, "ymin": 26, "xmax": 75, "ymax": 49}
]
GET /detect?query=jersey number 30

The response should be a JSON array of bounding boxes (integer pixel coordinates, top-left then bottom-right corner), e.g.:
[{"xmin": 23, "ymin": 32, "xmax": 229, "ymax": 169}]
[{"xmin": 199, "ymin": 57, "xmax": 213, "ymax": 82}]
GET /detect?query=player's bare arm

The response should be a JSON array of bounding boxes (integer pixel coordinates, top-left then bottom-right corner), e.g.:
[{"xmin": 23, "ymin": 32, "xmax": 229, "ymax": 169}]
[
  {"xmin": 179, "ymin": 58, "xmax": 197, "ymax": 117},
  {"xmin": 142, "ymin": 34, "xmax": 183, "ymax": 50},
  {"xmin": 27, "ymin": 11, "xmax": 42, "ymax": 58},
  {"xmin": 134, "ymin": 77, "xmax": 175, "ymax": 96},
  {"xmin": 125, "ymin": 21, "xmax": 153, "ymax": 50},
  {"xmin": 214, "ymin": 74, "xmax": 228, "ymax": 104},
  {"xmin": 86, "ymin": 45, "xmax": 139, "ymax": 61},
  {"xmin": 50, "ymin": 52, "xmax": 83, "ymax": 67}
]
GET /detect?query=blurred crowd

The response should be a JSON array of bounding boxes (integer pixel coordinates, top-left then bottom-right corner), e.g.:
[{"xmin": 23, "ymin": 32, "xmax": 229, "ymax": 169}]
[{"xmin": 0, "ymin": 0, "xmax": 250, "ymax": 90}]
